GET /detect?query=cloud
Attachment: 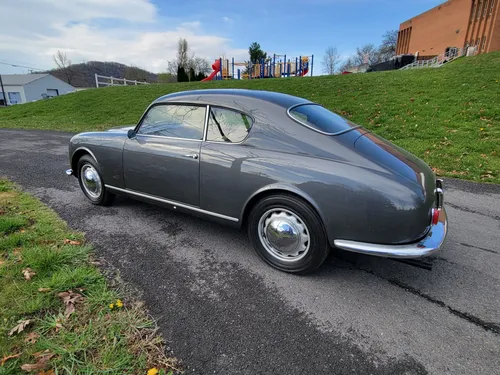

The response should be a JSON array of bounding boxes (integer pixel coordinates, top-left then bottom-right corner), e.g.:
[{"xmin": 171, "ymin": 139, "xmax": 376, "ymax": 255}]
[
  {"xmin": 0, "ymin": 0, "xmax": 247, "ymax": 74},
  {"xmin": 222, "ymin": 16, "xmax": 233, "ymax": 24}
]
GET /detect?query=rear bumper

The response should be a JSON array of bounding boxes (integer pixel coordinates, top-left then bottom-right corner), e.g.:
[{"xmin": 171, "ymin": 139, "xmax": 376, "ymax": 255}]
[{"xmin": 333, "ymin": 207, "xmax": 448, "ymax": 259}]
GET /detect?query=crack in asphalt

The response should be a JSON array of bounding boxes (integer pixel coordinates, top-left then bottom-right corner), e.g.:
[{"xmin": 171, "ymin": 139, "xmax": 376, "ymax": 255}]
[
  {"xmin": 342, "ymin": 259, "xmax": 500, "ymax": 336},
  {"xmin": 460, "ymin": 242, "xmax": 499, "ymax": 255},
  {"xmin": 387, "ymin": 279, "xmax": 500, "ymax": 335},
  {"xmin": 445, "ymin": 202, "xmax": 500, "ymax": 221}
]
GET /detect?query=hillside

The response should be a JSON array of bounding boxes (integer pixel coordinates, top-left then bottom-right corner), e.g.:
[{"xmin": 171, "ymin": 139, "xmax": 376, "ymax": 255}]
[
  {"xmin": 1, "ymin": 52, "xmax": 499, "ymax": 183},
  {"xmin": 42, "ymin": 61, "xmax": 158, "ymax": 87}
]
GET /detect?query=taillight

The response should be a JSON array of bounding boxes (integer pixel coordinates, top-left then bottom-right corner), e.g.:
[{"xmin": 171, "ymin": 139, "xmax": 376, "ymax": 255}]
[{"xmin": 432, "ymin": 208, "xmax": 440, "ymax": 225}]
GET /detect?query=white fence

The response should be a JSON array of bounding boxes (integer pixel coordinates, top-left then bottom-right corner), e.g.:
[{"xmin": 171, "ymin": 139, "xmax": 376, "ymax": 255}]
[{"xmin": 95, "ymin": 74, "xmax": 149, "ymax": 88}]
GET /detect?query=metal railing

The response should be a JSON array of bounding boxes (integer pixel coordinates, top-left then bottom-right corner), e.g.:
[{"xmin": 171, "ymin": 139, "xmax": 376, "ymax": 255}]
[
  {"xmin": 400, "ymin": 47, "xmax": 472, "ymax": 70},
  {"xmin": 95, "ymin": 74, "xmax": 149, "ymax": 88}
]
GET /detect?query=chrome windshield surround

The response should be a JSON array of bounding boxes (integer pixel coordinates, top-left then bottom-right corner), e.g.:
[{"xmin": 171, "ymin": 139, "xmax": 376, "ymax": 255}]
[
  {"xmin": 104, "ymin": 185, "xmax": 239, "ymax": 222},
  {"xmin": 334, "ymin": 207, "xmax": 448, "ymax": 259},
  {"xmin": 286, "ymin": 103, "xmax": 361, "ymax": 136}
]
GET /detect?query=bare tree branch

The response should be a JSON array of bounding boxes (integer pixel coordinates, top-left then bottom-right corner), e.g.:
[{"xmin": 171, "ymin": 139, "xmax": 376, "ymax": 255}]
[
  {"xmin": 322, "ymin": 46, "xmax": 341, "ymax": 75},
  {"xmin": 53, "ymin": 50, "xmax": 75, "ymax": 85}
]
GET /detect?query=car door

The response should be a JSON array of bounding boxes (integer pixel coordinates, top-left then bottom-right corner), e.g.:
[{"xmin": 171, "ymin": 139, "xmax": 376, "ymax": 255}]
[{"xmin": 123, "ymin": 103, "xmax": 207, "ymax": 207}]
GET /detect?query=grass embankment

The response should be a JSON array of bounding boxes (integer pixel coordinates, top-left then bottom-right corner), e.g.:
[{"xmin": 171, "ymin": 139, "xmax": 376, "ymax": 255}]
[
  {"xmin": 0, "ymin": 52, "xmax": 499, "ymax": 183},
  {"xmin": 0, "ymin": 179, "xmax": 178, "ymax": 374}
]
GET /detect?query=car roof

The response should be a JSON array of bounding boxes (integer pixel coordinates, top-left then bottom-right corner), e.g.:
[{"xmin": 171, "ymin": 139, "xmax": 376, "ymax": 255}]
[{"xmin": 153, "ymin": 89, "xmax": 312, "ymax": 109}]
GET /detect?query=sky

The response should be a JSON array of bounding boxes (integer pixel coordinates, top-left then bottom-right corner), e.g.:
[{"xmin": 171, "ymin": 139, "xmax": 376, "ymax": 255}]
[{"xmin": 0, "ymin": 0, "xmax": 445, "ymax": 75}]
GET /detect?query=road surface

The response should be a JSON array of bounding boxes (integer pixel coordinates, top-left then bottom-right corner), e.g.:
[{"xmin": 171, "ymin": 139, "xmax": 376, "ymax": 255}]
[{"xmin": 0, "ymin": 129, "xmax": 499, "ymax": 374}]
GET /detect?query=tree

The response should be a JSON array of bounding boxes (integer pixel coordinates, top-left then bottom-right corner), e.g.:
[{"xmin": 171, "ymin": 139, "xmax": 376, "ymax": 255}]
[
  {"xmin": 167, "ymin": 39, "xmax": 211, "ymax": 80},
  {"xmin": 248, "ymin": 42, "xmax": 267, "ymax": 63},
  {"xmin": 177, "ymin": 38, "xmax": 189, "ymax": 70},
  {"xmin": 177, "ymin": 66, "xmax": 189, "ymax": 82},
  {"xmin": 338, "ymin": 57, "xmax": 356, "ymax": 73},
  {"xmin": 53, "ymin": 50, "xmax": 75, "ymax": 85},
  {"xmin": 354, "ymin": 44, "xmax": 380, "ymax": 66},
  {"xmin": 378, "ymin": 30, "xmax": 398, "ymax": 61},
  {"xmin": 322, "ymin": 46, "xmax": 341, "ymax": 75}
]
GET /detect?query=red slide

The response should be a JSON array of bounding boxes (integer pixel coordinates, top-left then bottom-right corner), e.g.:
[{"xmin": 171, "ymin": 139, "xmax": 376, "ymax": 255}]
[
  {"xmin": 201, "ymin": 59, "xmax": 221, "ymax": 81},
  {"xmin": 300, "ymin": 68, "xmax": 309, "ymax": 76}
]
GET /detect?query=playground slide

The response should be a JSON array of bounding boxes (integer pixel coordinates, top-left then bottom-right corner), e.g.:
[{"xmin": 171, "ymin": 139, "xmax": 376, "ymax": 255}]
[
  {"xmin": 300, "ymin": 67, "xmax": 309, "ymax": 76},
  {"xmin": 201, "ymin": 59, "xmax": 221, "ymax": 81}
]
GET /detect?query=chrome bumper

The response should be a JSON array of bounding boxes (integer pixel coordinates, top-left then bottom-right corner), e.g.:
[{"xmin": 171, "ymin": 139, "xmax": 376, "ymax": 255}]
[{"xmin": 333, "ymin": 207, "xmax": 448, "ymax": 259}]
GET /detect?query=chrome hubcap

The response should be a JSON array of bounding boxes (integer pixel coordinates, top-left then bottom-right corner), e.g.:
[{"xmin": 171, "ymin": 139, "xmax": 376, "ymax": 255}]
[
  {"xmin": 258, "ymin": 208, "xmax": 310, "ymax": 262},
  {"xmin": 80, "ymin": 164, "xmax": 102, "ymax": 199}
]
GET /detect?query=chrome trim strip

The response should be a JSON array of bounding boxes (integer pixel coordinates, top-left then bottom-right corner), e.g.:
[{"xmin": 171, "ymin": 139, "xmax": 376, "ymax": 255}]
[
  {"xmin": 65, "ymin": 169, "xmax": 73, "ymax": 176},
  {"xmin": 71, "ymin": 147, "xmax": 99, "ymax": 167},
  {"xmin": 334, "ymin": 207, "xmax": 447, "ymax": 259},
  {"xmin": 134, "ymin": 134, "xmax": 203, "ymax": 142},
  {"xmin": 104, "ymin": 185, "xmax": 239, "ymax": 222},
  {"xmin": 203, "ymin": 104, "xmax": 210, "ymax": 142},
  {"xmin": 287, "ymin": 103, "xmax": 361, "ymax": 136}
]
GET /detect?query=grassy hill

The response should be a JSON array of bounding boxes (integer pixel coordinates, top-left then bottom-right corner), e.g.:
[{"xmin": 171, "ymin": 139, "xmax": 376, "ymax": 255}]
[{"xmin": 1, "ymin": 52, "xmax": 499, "ymax": 183}]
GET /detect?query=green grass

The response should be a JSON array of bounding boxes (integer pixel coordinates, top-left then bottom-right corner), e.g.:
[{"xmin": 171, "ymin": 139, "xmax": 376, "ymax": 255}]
[
  {"xmin": 0, "ymin": 52, "xmax": 499, "ymax": 183},
  {"xmin": 0, "ymin": 179, "xmax": 178, "ymax": 374}
]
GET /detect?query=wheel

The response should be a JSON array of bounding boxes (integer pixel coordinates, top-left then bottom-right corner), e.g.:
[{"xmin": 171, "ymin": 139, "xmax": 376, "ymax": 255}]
[
  {"xmin": 247, "ymin": 194, "xmax": 330, "ymax": 273},
  {"xmin": 77, "ymin": 154, "xmax": 115, "ymax": 206}
]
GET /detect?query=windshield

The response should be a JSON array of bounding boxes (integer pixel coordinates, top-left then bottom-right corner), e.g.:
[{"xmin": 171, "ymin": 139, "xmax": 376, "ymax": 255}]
[{"xmin": 288, "ymin": 103, "xmax": 359, "ymax": 135}]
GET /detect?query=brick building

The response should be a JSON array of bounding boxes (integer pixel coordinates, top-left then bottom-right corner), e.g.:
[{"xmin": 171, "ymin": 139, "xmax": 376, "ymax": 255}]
[{"xmin": 396, "ymin": 0, "xmax": 500, "ymax": 56}]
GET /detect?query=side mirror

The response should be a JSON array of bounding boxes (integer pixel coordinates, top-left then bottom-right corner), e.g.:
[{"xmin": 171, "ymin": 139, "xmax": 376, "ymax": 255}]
[{"xmin": 127, "ymin": 129, "xmax": 136, "ymax": 139}]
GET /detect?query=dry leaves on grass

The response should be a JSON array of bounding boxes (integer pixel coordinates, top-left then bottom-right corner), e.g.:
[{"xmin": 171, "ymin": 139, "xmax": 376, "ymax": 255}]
[
  {"xmin": 38, "ymin": 288, "xmax": 51, "ymax": 293},
  {"xmin": 20, "ymin": 350, "xmax": 54, "ymax": 372},
  {"xmin": 24, "ymin": 332, "xmax": 39, "ymax": 344},
  {"xmin": 1, "ymin": 353, "xmax": 21, "ymax": 366},
  {"xmin": 22, "ymin": 268, "xmax": 36, "ymax": 280},
  {"xmin": 58, "ymin": 290, "xmax": 84, "ymax": 318},
  {"xmin": 9, "ymin": 319, "xmax": 31, "ymax": 336},
  {"xmin": 63, "ymin": 239, "xmax": 81, "ymax": 246}
]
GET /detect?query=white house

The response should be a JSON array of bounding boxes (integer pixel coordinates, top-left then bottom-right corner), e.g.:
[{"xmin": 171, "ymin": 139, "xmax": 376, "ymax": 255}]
[{"xmin": 0, "ymin": 74, "xmax": 75, "ymax": 105}]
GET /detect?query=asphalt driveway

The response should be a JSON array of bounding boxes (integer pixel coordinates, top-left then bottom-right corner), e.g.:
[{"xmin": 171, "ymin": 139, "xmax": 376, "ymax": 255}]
[{"xmin": 0, "ymin": 129, "xmax": 499, "ymax": 375}]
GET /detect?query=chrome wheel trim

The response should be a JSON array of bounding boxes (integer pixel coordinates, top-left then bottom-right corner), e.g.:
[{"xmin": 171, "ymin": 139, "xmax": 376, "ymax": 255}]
[
  {"xmin": 80, "ymin": 163, "xmax": 102, "ymax": 199},
  {"xmin": 257, "ymin": 208, "xmax": 310, "ymax": 262}
]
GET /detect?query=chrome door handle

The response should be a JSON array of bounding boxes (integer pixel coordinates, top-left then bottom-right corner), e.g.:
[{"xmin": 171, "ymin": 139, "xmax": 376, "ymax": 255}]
[{"xmin": 184, "ymin": 153, "xmax": 199, "ymax": 159}]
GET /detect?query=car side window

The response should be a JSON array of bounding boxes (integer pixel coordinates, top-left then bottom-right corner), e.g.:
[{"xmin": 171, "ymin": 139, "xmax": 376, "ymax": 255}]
[
  {"xmin": 138, "ymin": 104, "xmax": 206, "ymax": 140},
  {"xmin": 206, "ymin": 107, "xmax": 252, "ymax": 143}
]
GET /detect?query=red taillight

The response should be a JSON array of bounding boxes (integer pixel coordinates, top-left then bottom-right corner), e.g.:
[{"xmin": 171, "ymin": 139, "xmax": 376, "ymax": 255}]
[{"xmin": 432, "ymin": 209, "xmax": 440, "ymax": 225}]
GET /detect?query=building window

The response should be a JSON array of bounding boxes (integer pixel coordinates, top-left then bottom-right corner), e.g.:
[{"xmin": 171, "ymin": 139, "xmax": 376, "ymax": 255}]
[
  {"xmin": 484, "ymin": 0, "xmax": 489, "ymax": 15},
  {"xmin": 491, "ymin": 0, "xmax": 495, "ymax": 14},
  {"xmin": 481, "ymin": 36, "xmax": 487, "ymax": 51},
  {"xmin": 476, "ymin": 38, "xmax": 481, "ymax": 46},
  {"xmin": 471, "ymin": 1, "xmax": 477, "ymax": 20}
]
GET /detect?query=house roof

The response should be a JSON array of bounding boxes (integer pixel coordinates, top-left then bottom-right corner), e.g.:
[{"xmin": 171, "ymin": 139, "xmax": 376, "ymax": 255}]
[{"xmin": 1, "ymin": 74, "xmax": 49, "ymax": 86}]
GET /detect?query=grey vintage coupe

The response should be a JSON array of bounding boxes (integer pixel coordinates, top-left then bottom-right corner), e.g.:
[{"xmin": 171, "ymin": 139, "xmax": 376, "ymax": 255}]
[{"xmin": 66, "ymin": 89, "xmax": 447, "ymax": 273}]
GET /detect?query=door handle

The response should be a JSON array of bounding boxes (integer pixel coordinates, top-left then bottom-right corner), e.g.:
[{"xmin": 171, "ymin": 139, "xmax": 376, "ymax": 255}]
[{"xmin": 183, "ymin": 153, "xmax": 199, "ymax": 160}]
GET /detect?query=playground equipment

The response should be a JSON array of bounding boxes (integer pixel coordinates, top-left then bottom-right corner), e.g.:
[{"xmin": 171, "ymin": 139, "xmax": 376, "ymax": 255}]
[{"xmin": 202, "ymin": 54, "xmax": 314, "ymax": 81}]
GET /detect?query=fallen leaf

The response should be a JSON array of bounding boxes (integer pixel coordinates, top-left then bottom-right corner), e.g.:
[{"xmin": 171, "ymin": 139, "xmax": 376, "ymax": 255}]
[
  {"xmin": 1, "ymin": 353, "xmax": 21, "ymax": 366},
  {"xmin": 147, "ymin": 368, "xmax": 159, "ymax": 375},
  {"xmin": 20, "ymin": 351, "xmax": 54, "ymax": 372},
  {"xmin": 38, "ymin": 288, "xmax": 51, "ymax": 293},
  {"xmin": 0, "ymin": 259, "xmax": 5, "ymax": 267},
  {"xmin": 24, "ymin": 332, "xmax": 39, "ymax": 344},
  {"xmin": 57, "ymin": 290, "xmax": 84, "ymax": 318},
  {"xmin": 38, "ymin": 370, "xmax": 55, "ymax": 375},
  {"xmin": 22, "ymin": 268, "xmax": 36, "ymax": 281},
  {"xmin": 19, "ymin": 229, "xmax": 26, "ymax": 233},
  {"xmin": 0, "ymin": 209, "xmax": 5, "ymax": 215},
  {"xmin": 63, "ymin": 239, "xmax": 81, "ymax": 246},
  {"xmin": 9, "ymin": 319, "xmax": 31, "ymax": 336}
]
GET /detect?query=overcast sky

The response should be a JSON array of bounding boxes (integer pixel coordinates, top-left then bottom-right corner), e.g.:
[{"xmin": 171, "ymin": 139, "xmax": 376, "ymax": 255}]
[{"xmin": 0, "ymin": 0, "xmax": 444, "ymax": 74}]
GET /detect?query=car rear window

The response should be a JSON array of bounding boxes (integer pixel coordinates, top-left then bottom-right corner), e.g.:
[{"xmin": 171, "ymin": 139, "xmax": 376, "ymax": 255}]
[{"xmin": 288, "ymin": 103, "xmax": 359, "ymax": 135}]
